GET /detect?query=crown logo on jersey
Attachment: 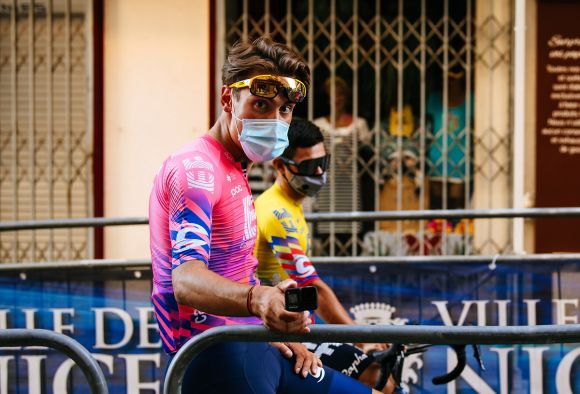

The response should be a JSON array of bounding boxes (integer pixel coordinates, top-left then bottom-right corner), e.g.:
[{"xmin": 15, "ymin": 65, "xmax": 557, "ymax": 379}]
[{"xmin": 349, "ymin": 302, "xmax": 408, "ymax": 325}]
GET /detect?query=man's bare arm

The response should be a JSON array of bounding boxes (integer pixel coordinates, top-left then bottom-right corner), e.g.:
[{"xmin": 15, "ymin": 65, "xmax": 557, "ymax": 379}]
[
  {"xmin": 173, "ymin": 260, "xmax": 251, "ymax": 316},
  {"xmin": 173, "ymin": 260, "xmax": 311, "ymax": 333},
  {"xmin": 312, "ymin": 278, "xmax": 355, "ymax": 324}
]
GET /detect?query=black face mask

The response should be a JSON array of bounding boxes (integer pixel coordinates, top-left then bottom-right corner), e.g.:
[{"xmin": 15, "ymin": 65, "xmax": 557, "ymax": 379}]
[{"xmin": 285, "ymin": 172, "xmax": 327, "ymax": 197}]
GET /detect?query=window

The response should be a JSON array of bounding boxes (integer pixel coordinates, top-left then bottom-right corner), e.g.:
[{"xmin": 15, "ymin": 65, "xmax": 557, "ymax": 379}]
[
  {"xmin": 218, "ymin": 0, "xmax": 513, "ymax": 256},
  {"xmin": 0, "ymin": 0, "xmax": 95, "ymax": 262}
]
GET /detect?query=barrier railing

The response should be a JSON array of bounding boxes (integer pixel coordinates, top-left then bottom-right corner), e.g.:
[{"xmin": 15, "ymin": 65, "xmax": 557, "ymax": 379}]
[
  {"xmin": 163, "ymin": 324, "xmax": 580, "ymax": 394},
  {"xmin": 0, "ymin": 253, "xmax": 579, "ymax": 271},
  {"xmin": 2, "ymin": 207, "xmax": 580, "ymax": 232},
  {"xmin": 0, "ymin": 329, "xmax": 108, "ymax": 394},
  {"xmin": 306, "ymin": 207, "xmax": 580, "ymax": 222}
]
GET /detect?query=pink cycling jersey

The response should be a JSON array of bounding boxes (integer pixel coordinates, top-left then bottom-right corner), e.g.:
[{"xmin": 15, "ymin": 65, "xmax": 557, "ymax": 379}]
[{"xmin": 149, "ymin": 134, "xmax": 261, "ymax": 354}]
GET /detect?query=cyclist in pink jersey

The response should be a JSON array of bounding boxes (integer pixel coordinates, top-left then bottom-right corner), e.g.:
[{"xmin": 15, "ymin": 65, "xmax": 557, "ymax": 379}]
[
  {"xmin": 150, "ymin": 134, "xmax": 263, "ymax": 351},
  {"xmin": 149, "ymin": 36, "xmax": 379, "ymax": 393}
]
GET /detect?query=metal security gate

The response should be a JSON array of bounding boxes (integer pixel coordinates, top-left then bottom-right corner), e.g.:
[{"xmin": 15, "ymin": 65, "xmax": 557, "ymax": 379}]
[
  {"xmin": 0, "ymin": 0, "xmax": 94, "ymax": 262},
  {"xmin": 217, "ymin": 0, "xmax": 514, "ymax": 257}
]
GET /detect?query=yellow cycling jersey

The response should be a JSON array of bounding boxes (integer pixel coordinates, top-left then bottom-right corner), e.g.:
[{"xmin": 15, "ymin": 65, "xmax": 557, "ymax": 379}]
[{"xmin": 254, "ymin": 182, "xmax": 319, "ymax": 286}]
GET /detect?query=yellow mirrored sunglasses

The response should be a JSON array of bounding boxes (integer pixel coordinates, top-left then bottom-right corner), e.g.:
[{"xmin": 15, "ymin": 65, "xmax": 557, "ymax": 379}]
[{"xmin": 229, "ymin": 74, "xmax": 307, "ymax": 103}]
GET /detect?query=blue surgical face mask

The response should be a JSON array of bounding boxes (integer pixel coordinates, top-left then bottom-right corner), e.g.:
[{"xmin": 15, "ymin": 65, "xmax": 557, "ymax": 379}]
[{"xmin": 232, "ymin": 103, "xmax": 289, "ymax": 163}]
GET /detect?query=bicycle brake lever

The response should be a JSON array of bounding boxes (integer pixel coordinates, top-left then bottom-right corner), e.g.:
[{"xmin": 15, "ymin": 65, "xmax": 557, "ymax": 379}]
[
  {"xmin": 392, "ymin": 347, "xmax": 406, "ymax": 385},
  {"xmin": 370, "ymin": 344, "xmax": 399, "ymax": 363},
  {"xmin": 371, "ymin": 344, "xmax": 431, "ymax": 391},
  {"xmin": 371, "ymin": 344, "xmax": 402, "ymax": 391},
  {"xmin": 404, "ymin": 344, "xmax": 431, "ymax": 356}
]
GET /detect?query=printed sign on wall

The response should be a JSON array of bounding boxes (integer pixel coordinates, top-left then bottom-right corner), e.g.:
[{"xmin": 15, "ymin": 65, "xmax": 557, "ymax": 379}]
[{"xmin": 535, "ymin": 0, "xmax": 580, "ymax": 252}]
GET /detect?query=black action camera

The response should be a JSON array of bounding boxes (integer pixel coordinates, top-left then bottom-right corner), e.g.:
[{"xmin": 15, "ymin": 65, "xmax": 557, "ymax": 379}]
[{"xmin": 284, "ymin": 286, "xmax": 318, "ymax": 312}]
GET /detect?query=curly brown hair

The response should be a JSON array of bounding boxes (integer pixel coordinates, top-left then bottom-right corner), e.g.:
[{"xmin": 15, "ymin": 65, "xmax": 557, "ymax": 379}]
[{"xmin": 222, "ymin": 36, "xmax": 310, "ymax": 93}]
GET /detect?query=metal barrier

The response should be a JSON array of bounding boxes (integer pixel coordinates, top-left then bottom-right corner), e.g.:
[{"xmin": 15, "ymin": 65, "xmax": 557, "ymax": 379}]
[
  {"xmin": 1, "ymin": 253, "xmax": 580, "ymax": 271},
  {"xmin": 0, "ymin": 216, "xmax": 148, "ymax": 231},
  {"xmin": 0, "ymin": 258, "xmax": 152, "ymax": 271},
  {"xmin": 2, "ymin": 207, "xmax": 580, "ymax": 231},
  {"xmin": 163, "ymin": 324, "xmax": 580, "ymax": 394},
  {"xmin": 0, "ymin": 329, "xmax": 109, "ymax": 394},
  {"xmin": 306, "ymin": 207, "xmax": 580, "ymax": 222}
]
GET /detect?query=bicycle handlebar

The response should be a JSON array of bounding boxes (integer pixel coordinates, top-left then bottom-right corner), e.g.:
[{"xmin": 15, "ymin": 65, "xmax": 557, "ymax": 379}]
[
  {"xmin": 432, "ymin": 345, "xmax": 467, "ymax": 385},
  {"xmin": 371, "ymin": 343, "xmax": 477, "ymax": 390},
  {"xmin": 371, "ymin": 345, "xmax": 402, "ymax": 390}
]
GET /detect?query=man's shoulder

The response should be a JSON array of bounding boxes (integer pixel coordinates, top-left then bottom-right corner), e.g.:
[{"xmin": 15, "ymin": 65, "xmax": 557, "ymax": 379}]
[
  {"xmin": 255, "ymin": 186, "xmax": 277, "ymax": 215},
  {"xmin": 256, "ymin": 184, "xmax": 291, "ymax": 209},
  {"xmin": 161, "ymin": 137, "xmax": 228, "ymax": 179},
  {"xmin": 155, "ymin": 136, "xmax": 226, "ymax": 196},
  {"xmin": 255, "ymin": 186, "xmax": 291, "ymax": 223},
  {"xmin": 169, "ymin": 136, "xmax": 220, "ymax": 164},
  {"xmin": 255, "ymin": 184, "xmax": 275, "ymax": 203}
]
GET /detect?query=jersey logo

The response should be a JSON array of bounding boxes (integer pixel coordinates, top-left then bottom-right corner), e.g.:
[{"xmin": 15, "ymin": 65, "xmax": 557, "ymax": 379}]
[
  {"xmin": 174, "ymin": 223, "xmax": 209, "ymax": 253},
  {"xmin": 303, "ymin": 342, "xmax": 342, "ymax": 358},
  {"xmin": 230, "ymin": 185, "xmax": 243, "ymax": 197},
  {"xmin": 193, "ymin": 310, "xmax": 207, "ymax": 324},
  {"xmin": 295, "ymin": 255, "xmax": 315, "ymax": 277},
  {"xmin": 309, "ymin": 366, "xmax": 325, "ymax": 383},
  {"xmin": 242, "ymin": 195, "xmax": 257, "ymax": 241},
  {"xmin": 182, "ymin": 157, "xmax": 214, "ymax": 171},
  {"xmin": 273, "ymin": 208, "xmax": 291, "ymax": 220},
  {"xmin": 342, "ymin": 352, "xmax": 368, "ymax": 377},
  {"xmin": 281, "ymin": 219, "xmax": 298, "ymax": 233},
  {"xmin": 186, "ymin": 171, "xmax": 214, "ymax": 192}
]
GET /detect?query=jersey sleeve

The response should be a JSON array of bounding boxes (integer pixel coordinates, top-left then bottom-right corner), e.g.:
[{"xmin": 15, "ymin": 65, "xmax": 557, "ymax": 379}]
[
  {"xmin": 260, "ymin": 207, "xmax": 319, "ymax": 286},
  {"xmin": 166, "ymin": 154, "xmax": 218, "ymax": 269}
]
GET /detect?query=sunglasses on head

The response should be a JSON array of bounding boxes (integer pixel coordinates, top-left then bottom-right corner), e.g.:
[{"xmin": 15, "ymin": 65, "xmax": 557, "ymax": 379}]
[
  {"xmin": 229, "ymin": 74, "xmax": 307, "ymax": 103},
  {"xmin": 280, "ymin": 154, "xmax": 331, "ymax": 176}
]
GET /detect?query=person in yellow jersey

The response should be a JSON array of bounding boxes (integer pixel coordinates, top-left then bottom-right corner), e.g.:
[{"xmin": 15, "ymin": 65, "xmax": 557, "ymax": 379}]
[
  {"xmin": 254, "ymin": 118, "xmax": 396, "ymax": 393},
  {"xmin": 254, "ymin": 118, "xmax": 351, "ymax": 323}
]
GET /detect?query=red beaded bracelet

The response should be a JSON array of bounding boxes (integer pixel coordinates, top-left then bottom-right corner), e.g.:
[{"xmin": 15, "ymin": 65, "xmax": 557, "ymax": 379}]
[{"xmin": 246, "ymin": 284, "xmax": 257, "ymax": 316}]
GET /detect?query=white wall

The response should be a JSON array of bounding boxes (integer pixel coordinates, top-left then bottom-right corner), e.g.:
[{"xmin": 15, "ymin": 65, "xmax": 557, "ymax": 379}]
[{"xmin": 104, "ymin": 0, "xmax": 210, "ymax": 258}]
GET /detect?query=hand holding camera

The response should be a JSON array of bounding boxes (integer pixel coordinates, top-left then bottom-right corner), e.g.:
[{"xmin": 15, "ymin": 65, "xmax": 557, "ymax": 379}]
[{"xmin": 284, "ymin": 286, "xmax": 318, "ymax": 312}]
